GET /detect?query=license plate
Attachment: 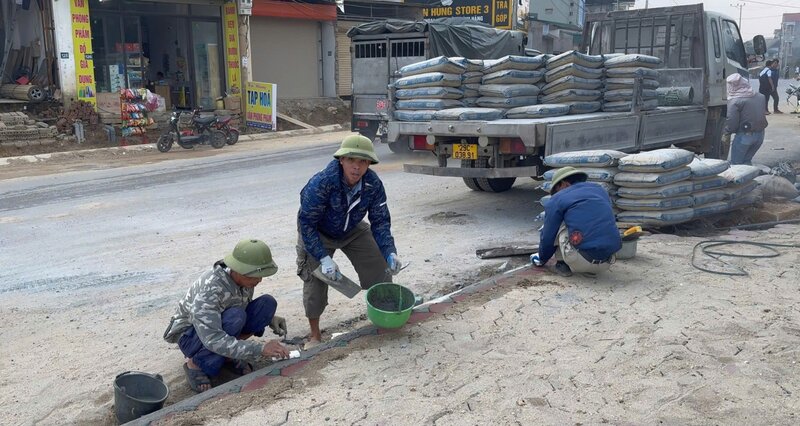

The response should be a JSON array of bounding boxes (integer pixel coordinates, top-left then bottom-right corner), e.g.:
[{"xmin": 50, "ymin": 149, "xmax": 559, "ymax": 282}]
[{"xmin": 451, "ymin": 143, "xmax": 477, "ymax": 160}]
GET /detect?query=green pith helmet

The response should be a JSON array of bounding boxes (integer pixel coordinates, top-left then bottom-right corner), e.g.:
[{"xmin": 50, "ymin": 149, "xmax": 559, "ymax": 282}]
[
  {"xmin": 549, "ymin": 166, "xmax": 588, "ymax": 192},
  {"xmin": 223, "ymin": 239, "xmax": 278, "ymax": 278},
  {"xmin": 333, "ymin": 134, "xmax": 380, "ymax": 164}
]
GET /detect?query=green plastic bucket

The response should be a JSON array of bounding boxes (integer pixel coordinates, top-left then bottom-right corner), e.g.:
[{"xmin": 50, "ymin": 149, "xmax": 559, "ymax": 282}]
[{"xmin": 366, "ymin": 283, "xmax": 415, "ymax": 329}]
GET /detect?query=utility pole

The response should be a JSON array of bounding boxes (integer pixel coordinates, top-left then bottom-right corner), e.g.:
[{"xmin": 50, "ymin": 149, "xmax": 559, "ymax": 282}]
[{"xmin": 731, "ymin": 2, "xmax": 744, "ymax": 28}]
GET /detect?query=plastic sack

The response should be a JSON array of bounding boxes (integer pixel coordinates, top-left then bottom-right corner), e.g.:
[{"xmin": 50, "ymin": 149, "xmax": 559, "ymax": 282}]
[
  {"xmin": 545, "ymin": 50, "xmax": 604, "ymax": 70},
  {"xmin": 604, "ymin": 89, "xmax": 658, "ymax": 102},
  {"xmin": 433, "ymin": 107, "xmax": 505, "ymax": 121},
  {"xmin": 692, "ymin": 188, "xmax": 728, "ymax": 206},
  {"xmin": 544, "ymin": 149, "xmax": 627, "ymax": 167},
  {"xmin": 604, "ymin": 54, "xmax": 662, "ymax": 69},
  {"xmin": 477, "ymin": 96, "xmax": 538, "ymax": 108},
  {"xmin": 462, "ymin": 72, "xmax": 483, "ymax": 84},
  {"xmin": 462, "ymin": 98, "xmax": 480, "ymax": 107},
  {"xmin": 543, "ymin": 167, "xmax": 619, "ymax": 182},
  {"xmin": 482, "ymin": 69, "xmax": 544, "ymax": 85},
  {"xmin": 615, "ymin": 195, "xmax": 694, "ymax": 211},
  {"xmin": 462, "ymin": 88, "xmax": 480, "ymax": 98},
  {"xmin": 719, "ymin": 164, "xmax": 761, "ymax": 184},
  {"xmin": 542, "ymin": 76, "xmax": 603, "ymax": 95},
  {"xmin": 724, "ymin": 180, "xmax": 759, "ymax": 199},
  {"xmin": 753, "ymin": 175, "xmax": 800, "ymax": 199},
  {"xmin": 688, "ymin": 158, "xmax": 730, "ymax": 178},
  {"xmin": 451, "ymin": 57, "xmax": 484, "ymax": 72},
  {"xmin": 394, "ymin": 72, "xmax": 463, "ymax": 89},
  {"xmin": 395, "ymin": 87, "xmax": 464, "ymax": 100},
  {"xmin": 616, "ymin": 207, "xmax": 695, "ymax": 225},
  {"xmin": 479, "ymin": 84, "xmax": 540, "ymax": 97},
  {"xmin": 505, "ymin": 104, "xmax": 570, "ymax": 119},
  {"xmin": 729, "ymin": 192, "xmax": 762, "ymax": 209},
  {"xmin": 545, "ymin": 63, "xmax": 604, "ymax": 82},
  {"xmin": 618, "ymin": 148, "xmax": 695, "ymax": 172},
  {"xmin": 602, "ymin": 99, "xmax": 659, "ymax": 112},
  {"xmin": 393, "ymin": 110, "xmax": 436, "ymax": 122},
  {"xmin": 604, "ymin": 78, "xmax": 660, "ymax": 90},
  {"xmin": 613, "ymin": 167, "xmax": 692, "ymax": 187},
  {"xmin": 565, "ymin": 101, "xmax": 602, "ymax": 114},
  {"xmin": 483, "ymin": 55, "xmax": 546, "ymax": 73},
  {"xmin": 692, "ymin": 176, "xmax": 728, "ymax": 191},
  {"xmin": 540, "ymin": 180, "xmax": 618, "ymax": 195},
  {"xmin": 395, "ymin": 99, "xmax": 464, "ymax": 110},
  {"xmin": 694, "ymin": 201, "xmax": 730, "ymax": 217},
  {"xmin": 399, "ymin": 56, "xmax": 466, "ymax": 77},
  {"xmin": 616, "ymin": 180, "xmax": 694, "ymax": 199},
  {"xmin": 541, "ymin": 89, "xmax": 602, "ymax": 103},
  {"xmin": 605, "ymin": 67, "xmax": 660, "ymax": 79}
]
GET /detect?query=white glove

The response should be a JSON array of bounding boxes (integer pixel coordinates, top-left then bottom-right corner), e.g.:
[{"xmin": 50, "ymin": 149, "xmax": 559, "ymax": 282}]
[
  {"xmin": 530, "ymin": 253, "xmax": 544, "ymax": 267},
  {"xmin": 269, "ymin": 315, "xmax": 287, "ymax": 337},
  {"xmin": 387, "ymin": 253, "xmax": 402, "ymax": 275},
  {"xmin": 320, "ymin": 255, "xmax": 339, "ymax": 280}
]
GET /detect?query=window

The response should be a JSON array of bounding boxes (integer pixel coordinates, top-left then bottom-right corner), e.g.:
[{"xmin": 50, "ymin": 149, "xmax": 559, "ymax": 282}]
[
  {"xmin": 721, "ymin": 20, "xmax": 747, "ymax": 68},
  {"xmin": 711, "ymin": 19, "xmax": 721, "ymax": 58},
  {"xmin": 390, "ymin": 41, "xmax": 424, "ymax": 58},
  {"xmin": 354, "ymin": 42, "xmax": 387, "ymax": 59}
]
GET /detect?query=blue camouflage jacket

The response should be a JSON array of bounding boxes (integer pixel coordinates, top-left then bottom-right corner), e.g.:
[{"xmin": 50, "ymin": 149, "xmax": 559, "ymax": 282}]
[{"xmin": 298, "ymin": 160, "xmax": 396, "ymax": 261}]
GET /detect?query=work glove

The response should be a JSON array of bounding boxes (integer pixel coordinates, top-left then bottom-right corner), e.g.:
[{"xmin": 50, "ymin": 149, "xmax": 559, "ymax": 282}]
[
  {"xmin": 530, "ymin": 252, "xmax": 544, "ymax": 267},
  {"xmin": 269, "ymin": 315, "xmax": 287, "ymax": 337},
  {"xmin": 387, "ymin": 253, "xmax": 402, "ymax": 275},
  {"xmin": 320, "ymin": 255, "xmax": 339, "ymax": 280}
]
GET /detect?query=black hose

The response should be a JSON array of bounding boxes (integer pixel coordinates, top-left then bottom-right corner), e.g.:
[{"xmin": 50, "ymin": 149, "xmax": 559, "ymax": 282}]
[{"xmin": 691, "ymin": 239, "xmax": 800, "ymax": 276}]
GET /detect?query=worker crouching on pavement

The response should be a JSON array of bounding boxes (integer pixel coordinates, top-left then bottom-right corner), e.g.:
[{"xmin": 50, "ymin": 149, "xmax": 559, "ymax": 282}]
[
  {"xmin": 296, "ymin": 134, "xmax": 402, "ymax": 349},
  {"xmin": 163, "ymin": 239, "xmax": 290, "ymax": 392},
  {"xmin": 531, "ymin": 167, "xmax": 622, "ymax": 277}
]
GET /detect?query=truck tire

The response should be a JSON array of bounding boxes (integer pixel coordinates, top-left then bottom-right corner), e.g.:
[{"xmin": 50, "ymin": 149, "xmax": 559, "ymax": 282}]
[
  {"xmin": 475, "ymin": 157, "xmax": 516, "ymax": 193},
  {"xmin": 460, "ymin": 160, "xmax": 484, "ymax": 191},
  {"xmin": 702, "ymin": 107, "xmax": 727, "ymax": 159}
]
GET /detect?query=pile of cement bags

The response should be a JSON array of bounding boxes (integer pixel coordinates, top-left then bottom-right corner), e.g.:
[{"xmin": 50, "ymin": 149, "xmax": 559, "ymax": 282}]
[
  {"xmin": 539, "ymin": 149, "xmax": 626, "ymax": 198},
  {"xmin": 540, "ymin": 51, "xmax": 605, "ymax": 115},
  {"xmin": 601, "ymin": 54, "xmax": 661, "ymax": 112},
  {"xmin": 392, "ymin": 56, "xmax": 467, "ymax": 122}
]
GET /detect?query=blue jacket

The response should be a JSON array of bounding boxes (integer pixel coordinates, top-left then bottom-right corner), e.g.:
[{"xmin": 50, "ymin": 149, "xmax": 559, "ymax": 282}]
[
  {"xmin": 538, "ymin": 182, "xmax": 621, "ymax": 263},
  {"xmin": 298, "ymin": 160, "xmax": 396, "ymax": 261}
]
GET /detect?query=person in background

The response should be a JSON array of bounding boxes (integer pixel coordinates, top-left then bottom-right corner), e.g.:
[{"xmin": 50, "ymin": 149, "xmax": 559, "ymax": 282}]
[
  {"xmin": 758, "ymin": 59, "xmax": 774, "ymax": 115},
  {"xmin": 771, "ymin": 59, "xmax": 783, "ymax": 114},
  {"xmin": 725, "ymin": 73, "xmax": 768, "ymax": 166}
]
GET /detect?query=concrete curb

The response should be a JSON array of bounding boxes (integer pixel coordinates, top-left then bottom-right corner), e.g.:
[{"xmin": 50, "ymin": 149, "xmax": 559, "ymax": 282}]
[
  {"xmin": 130, "ymin": 263, "xmax": 543, "ymax": 425},
  {"xmin": 0, "ymin": 124, "xmax": 345, "ymax": 167}
]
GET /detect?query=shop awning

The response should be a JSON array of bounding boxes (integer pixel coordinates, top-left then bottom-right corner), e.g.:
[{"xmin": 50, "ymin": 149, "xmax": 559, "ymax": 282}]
[{"xmin": 253, "ymin": 0, "xmax": 337, "ymax": 21}]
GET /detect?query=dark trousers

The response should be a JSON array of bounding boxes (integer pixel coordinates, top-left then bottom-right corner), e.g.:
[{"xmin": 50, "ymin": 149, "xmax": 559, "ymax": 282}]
[
  {"xmin": 178, "ymin": 294, "xmax": 276, "ymax": 376},
  {"xmin": 761, "ymin": 90, "xmax": 771, "ymax": 111},
  {"xmin": 771, "ymin": 90, "xmax": 780, "ymax": 111}
]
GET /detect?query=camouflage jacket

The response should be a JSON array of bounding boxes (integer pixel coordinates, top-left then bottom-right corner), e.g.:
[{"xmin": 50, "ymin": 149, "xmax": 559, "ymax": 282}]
[
  {"xmin": 163, "ymin": 262, "xmax": 262, "ymax": 362},
  {"xmin": 298, "ymin": 159, "xmax": 397, "ymax": 261}
]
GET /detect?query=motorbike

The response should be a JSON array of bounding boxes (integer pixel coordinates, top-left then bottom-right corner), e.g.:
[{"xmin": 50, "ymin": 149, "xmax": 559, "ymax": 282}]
[
  {"xmin": 786, "ymin": 83, "xmax": 800, "ymax": 114},
  {"xmin": 214, "ymin": 115, "xmax": 240, "ymax": 145},
  {"xmin": 156, "ymin": 109, "xmax": 226, "ymax": 152}
]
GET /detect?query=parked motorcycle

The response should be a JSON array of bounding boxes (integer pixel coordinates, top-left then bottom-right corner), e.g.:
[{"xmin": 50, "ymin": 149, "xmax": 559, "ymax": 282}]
[
  {"xmin": 786, "ymin": 83, "xmax": 800, "ymax": 114},
  {"xmin": 214, "ymin": 115, "xmax": 240, "ymax": 145},
  {"xmin": 156, "ymin": 109, "xmax": 226, "ymax": 152}
]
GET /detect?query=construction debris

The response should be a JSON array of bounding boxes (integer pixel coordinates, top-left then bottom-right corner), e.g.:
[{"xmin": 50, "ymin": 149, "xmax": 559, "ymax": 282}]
[
  {"xmin": 0, "ymin": 111, "xmax": 58, "ymax": 144},
  {"xmin": 56, "ymin": 100, "xmax": 99, "ymax": 134}
]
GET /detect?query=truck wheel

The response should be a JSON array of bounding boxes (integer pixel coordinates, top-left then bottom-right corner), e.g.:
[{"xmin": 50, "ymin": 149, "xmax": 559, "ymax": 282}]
[
  {"xmin": 460, "ymin": 160, "xmax": 483, "ymax": 191},
  {"xmin": 702, "ymin": 108, "xmax": 727, "ymax": 159},
  {"xmin": 475, "ymin": 157, "xmax": 516, "ymax": 193}
]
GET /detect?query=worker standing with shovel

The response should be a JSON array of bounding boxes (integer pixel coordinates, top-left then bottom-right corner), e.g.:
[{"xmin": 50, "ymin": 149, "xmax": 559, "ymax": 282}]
[{"xmin": 296, "ymin": 134, "xmax": 402, "ymax": 349}]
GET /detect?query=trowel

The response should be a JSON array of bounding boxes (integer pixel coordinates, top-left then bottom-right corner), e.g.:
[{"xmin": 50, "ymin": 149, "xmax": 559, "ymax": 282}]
[{"xmin": 312, "ymin": 266, "xmax": 362, "ymax": 299}]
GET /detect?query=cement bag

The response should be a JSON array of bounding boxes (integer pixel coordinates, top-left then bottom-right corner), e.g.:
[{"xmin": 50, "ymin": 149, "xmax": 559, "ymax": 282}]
[
  {"xmin": 565, "ymin": 101, "xmax": 602, "ymax": 114},
  {"xmin": 753, "ymin": 175, "xmax": 800, "ymax": 199},
  {"xmin": 482, "ymin": 69, "xmax": 544, "ymax": 85},
  {"xmin": 604, "ymin": 89, "xmax": 658, "ymax": 102},
  {"xmin": 724, "ymin": 180, "xmax": 759, "ymax": 200},
  {"xmin": 542, "ymin": 76, "xmax": 603, "ymax": 95},
  {"xmin": 462, "ymin": 98, "xmax": 480, "ymax": 107},
  {"xmin": 719, "ymin": 164, "xmax": 760, "ymax": 184},
  {"xmin": 479, "ymin": 84, "xmax": 540, "ymax": 97},
  {"xmin": 541, "ymin": 89, "xmax": 602, "ymax": 104},
  {"xmin": 605, "ymin": 67, "xmax": 660, "ymax": 79},
  {"xmin": 477, "ymin": 96, "xmax": 539, "ymax": 108},
  {"xmin": 616, "ymin": 180, "xmax": 694, "ymax": 198},
  {"xmin": 545, "ymin": 50, "xmax": 604, "ymax": 70},
  {"xmin": 540, "ymin": 180, "xmax": 618, "ymax": 195},
  {"xmin": 399, "ymin": 56, "xmax": 466, "ymax": 77},
  {"xmin": 657, "ymin": 87, "xmax": 695, "ymax": 106},
  {"xmin": 692, "ymin": 176, "xmax": 728, "ymax": 191},
  {"xmin": 451, "ymin": 57, "xmax": 484, "ymax": 72},
  {"xmin": 433, "ymin": 107, "xmax": 505, "ymax": 121},
  {"xmin": 540, "ymin": 194, "xmax": 551, "ymax": 207},
  {"xmin": 543, "ymin": 167, "xmax": 618, "ymax": 182},
  {"xmin": 505, "ymin": 104, "xmax": 570, "ymax": 119},
  {"xmin": 462, "ymin": 72, "xmax": 483, "ymax": 84},
  {"xmin": 604, "ymin": 54, "xmax": 662, "ymax": 69},
  {"xmin": 694, "ymin": 201, "xmax": 729, "ymax": 217},
  {"xmin": 605, "ymin": 78, "xmax": 660, "ymax": 90},
  {"xmin": 395, "ymin": 87, "xmax": 464, "ymax": 100},
  {"xmin": 394, "ymin": 110, "xmax": 436, "ymax": 122},
  {"xmin": 394, "ymin": 72, "xmax": 463, "ymax": 89},
  {"xmin": 544, "ymin": 149, "xmax": 627, "ymax": 167},
  {"xmin": 616, "ymin": 207, "xmax": 694, "ymax": 226},
  {"xmin": 483, "ymin": 55, "xmax": 546, "ymax": 73},
  {"xmin": 692, "ymin": 188, "xmax": 728, "ymax": 205},
  {"xmin": 618, "ymin": 148, "xmax": 694, "ymax": 172},
  {"xmin": 613, "ymin": 167, "xmax": 691, "ymax": 187},
  {"xmin": 395, "ymin": 99, "xmax": 464, "ymax": 110},
  {"xmin": 602, "ymin": 99, "xmax": 659, "ymax": 112},
  {"xmin": 602, "ymin": 53, "xmax": 625, "ymax": 63},
  {"xmin": 729, "ymin": 192, "xmax": 762, "ymax": 209},
  {"xmin": 545, "ymin": 63, "xmax": 604, "ymax": 82},
  {"xmin": 615, "ymin": 195, "xmax": 694, "ymax": 211},
  {"xmin": 462, "ymin": 87, "xmax": 480, "ymax": 98},
  {"xmin": 688, "ymin": 158, "xmax": 730, "ymax": 178}
]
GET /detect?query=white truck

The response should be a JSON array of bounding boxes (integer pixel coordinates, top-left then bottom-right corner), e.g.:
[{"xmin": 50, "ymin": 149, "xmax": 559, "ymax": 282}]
[{"xmin": 388, "ymin": 4, "xmax": 767, "ymax": 192}]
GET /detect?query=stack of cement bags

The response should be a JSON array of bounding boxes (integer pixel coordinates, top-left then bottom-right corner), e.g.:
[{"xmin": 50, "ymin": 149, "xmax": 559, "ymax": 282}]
[
  {"xmin": 541, "ymin": 51, "xmax": 604, "ymax": 114},
  {"xmin": 688, "ymin": 158, "xmax": 731, "ymax": 218},
  {"xmin": 540, "ymin": 149, "xmax": 626, "ymax": 197},
  {"xmin": 720, "ymin": 165, "xmax": 762, "ymax": 210},
  {"xmin": 476, "ymin": 55, "xmax": 545, "ymax": 110},
  {"xmin": 393, "ymin": 56, "xmax": 466, "ymax": 122},
  {"xmin": 453, "ymin": 57, "xmax": 484, "ymax": 107},
  {"xmin": 602, "ymin": 54, "xmax": 662, "ymax": 112}
]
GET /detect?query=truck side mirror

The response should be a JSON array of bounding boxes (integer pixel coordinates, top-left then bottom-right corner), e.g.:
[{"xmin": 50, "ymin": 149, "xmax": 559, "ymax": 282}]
[{"xmin": 753, "ymin": 35, "xmax": 767, "ymax": 55}]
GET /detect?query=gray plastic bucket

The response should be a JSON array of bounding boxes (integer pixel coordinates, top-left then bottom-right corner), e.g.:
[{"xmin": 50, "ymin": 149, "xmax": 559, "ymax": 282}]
[{"xmin": 114, "ymin": 371, "xmax": 169, "ymax": 424}]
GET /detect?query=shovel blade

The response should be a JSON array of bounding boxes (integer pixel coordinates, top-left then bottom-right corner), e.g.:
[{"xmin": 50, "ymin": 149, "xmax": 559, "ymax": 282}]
[{"xmin": 312, "ymin": 266, "xmax": 362, "ymax": 299}]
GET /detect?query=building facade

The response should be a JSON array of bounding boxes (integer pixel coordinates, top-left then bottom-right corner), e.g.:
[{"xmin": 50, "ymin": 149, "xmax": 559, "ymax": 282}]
[{"xmin": 779, "ymin": 13, "xmax": 800, "ymax": 77}]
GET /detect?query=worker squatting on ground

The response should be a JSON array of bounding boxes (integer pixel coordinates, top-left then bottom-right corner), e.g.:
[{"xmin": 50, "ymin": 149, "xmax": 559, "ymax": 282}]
[
  {"xmin": 296, "ymin": 134, "xmax": 402, "ymax": 349},
  {"xmin": 163, "ymin": 239, "xmax": 290, "ymax": 392},
  {"xmin": 531, "ymin": 167, "xmax": 622, "ymax": 277},
  {"xmin": 726, "ymin": 73, "xmax": 769, "ymax": 166}
]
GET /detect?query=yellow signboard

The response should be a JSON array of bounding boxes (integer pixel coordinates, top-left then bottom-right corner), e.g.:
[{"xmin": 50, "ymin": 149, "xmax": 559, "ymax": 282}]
[
  {"xmin": 70, "ymin": 0, "xmax": 96, "ymax": 107},
  {"xmin": 245, "ymin": 81, "xmax": 277, "ymax": 131},
  {"xmin": 223, "ymin": 3, "xmax": 242, "ymax": 95}
]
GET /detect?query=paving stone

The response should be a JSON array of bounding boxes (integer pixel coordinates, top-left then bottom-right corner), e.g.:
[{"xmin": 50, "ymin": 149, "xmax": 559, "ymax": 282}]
[
  {"xmin": 428, "ymin": 302, "xmax": 454, "ymax": 314},
  {"xmin": 280, "ymin": 360, "xmax": 309, "ymax": 377},
  {"xmin": 241, "ymin": 375, "xmax": 276, "ymax": 393}
]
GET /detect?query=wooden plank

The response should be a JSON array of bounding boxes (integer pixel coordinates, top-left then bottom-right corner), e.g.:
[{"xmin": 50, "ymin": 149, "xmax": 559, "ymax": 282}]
[
  {"xmin": 476, "ymin": 245, "xmax": 538, "ymax": 259},
  {"xmin": 277, "ymin": 113, "xmax": 316, "ymax": 130}
]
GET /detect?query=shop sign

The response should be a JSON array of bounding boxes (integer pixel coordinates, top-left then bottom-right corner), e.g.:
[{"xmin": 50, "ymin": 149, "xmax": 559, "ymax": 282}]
[
  {"xmin": 422, "ymin": 0, "xmax": 511, "ymax": 29},
  {"xmin": 223, "ymin": 3, "xmax": 242, "ymax": 95},
  {"xmin": 70, "ymin": 0, "xmax": 96, "ymax": 107},
  {"xmin": 245, "ymin": 81, "xmax": 277, "ymax": 131}
]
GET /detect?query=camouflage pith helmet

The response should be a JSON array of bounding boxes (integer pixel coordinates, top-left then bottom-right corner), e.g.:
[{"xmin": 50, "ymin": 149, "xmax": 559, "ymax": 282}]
[
  {"xmin": 223, "ymin": 239, "xmax": 278, "ymax": 278},
  {"xmin": 333, "ymin": 134, "xmax": 380, "ymax": 164},
  {"xmin": 549, "ymin": 167, "xmax": 588, "ymax": 192}
]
